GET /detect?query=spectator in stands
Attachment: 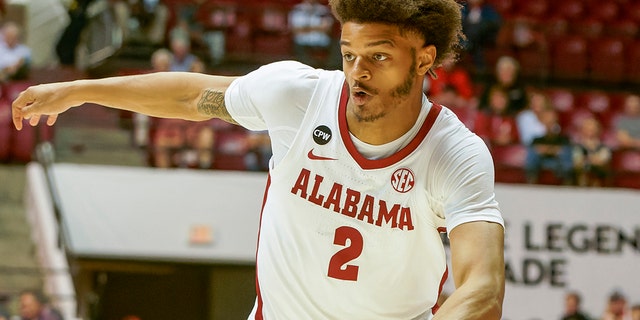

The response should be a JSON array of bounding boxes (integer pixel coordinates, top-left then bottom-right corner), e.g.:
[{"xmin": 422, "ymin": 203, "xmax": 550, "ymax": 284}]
[
  {"xmin": 111, "ymin": 0, "xmax": 169, "ymax": 45},
  {"xmin": 517, "ymin": 90, "xmax": 551, "ymax": 146},
  {"xmin": 602, "ymin": 291, "xmax": 629, "ymax": 320},
  {"xmin": 0, "ymin": 292, "xmax": 9, "ymax": 320},
  {"xmin": 525, "ymin": 108, "xmax": 573, "ymax": 185},
  {"xmin": 474, "ymin": 85, "xmax": 519, "ymax": 147},
  {"xmin": 169, "ymin": 36, "xmax": 198, "ymax": 72},
  {"xmin": 460, "ymin": 0, "xmax": 502, "ymax": 74},
  {"xmin": 0, "ymin": 22, "xmax": 32, "ymax": 81},
  {"xmin": 572, "ymin": 116, "xmax": 611, "ymax": 187},
  {"xmin": 479, "ymin": 56, "xmax": 528, "ymax": 116},
  {"xmin": 18, "ymin": 290, "xmax": 63, "ymax": 320},
  {"xmin": 244, "ymin": 130, "xmax": 272, "ymax": 171},
  {"xmin": 56, "ymin": 0, "xmax": 97, "ymax": 66},
  {"xmin": 170, "ymin": 0, "xmax": 207, "ymax": 49},
  {"xmin": 509, "ymin": 17, "xmax": 547, "ymax": 54},
  {"xmin": 425, "ymin": 58, "xmax": 475, "ymax": 110},
  {"xmin": 615, "ymin": 94, "xmax": 640, "ymax": 150},
  {"xmin": 561, "ymin": 291, "xmax": 590, "ymax": 320},
  {"xmin": 288, "ymin": 0, "xmax": 335, "ymax": 68},
  {"xmin": 182, "ymin": 121, "xmax": 215, "ymax": 169}
]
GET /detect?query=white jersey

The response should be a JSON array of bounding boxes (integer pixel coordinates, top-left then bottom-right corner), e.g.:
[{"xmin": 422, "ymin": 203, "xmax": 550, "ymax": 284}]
[{"xmin": 225, "ymin": 61, "xmax": 503, "ymax": 320}]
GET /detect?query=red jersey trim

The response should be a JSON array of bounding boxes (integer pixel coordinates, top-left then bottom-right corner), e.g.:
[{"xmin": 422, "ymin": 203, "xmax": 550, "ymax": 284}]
[
  {"xmin": 338, "ymin": 82, "xmax": 443, "ymax": 170},
  {"xmin": 254, "ymin": 174, "xmax": 272, "ymax": 320},
  {"xmin": 431, "ymin": 266, "xmax": 449, "ymax": 315}
]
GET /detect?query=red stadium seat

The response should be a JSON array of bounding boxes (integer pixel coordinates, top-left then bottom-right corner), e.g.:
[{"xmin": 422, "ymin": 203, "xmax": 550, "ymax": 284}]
[
  {"xmin": 252, "ymin": 4, "xmax": 293, "ymax": 62},
  {"xmin": 212, "ymin": 129, "xmax": 249, "ymax": 171},
  {"xmin": 589, "ymin": 37, "xmax": 626, "ymax": 84},
  {"xmin": 541, "ymin": 17, "xmax": 570, "ymax": 41},
  {"xmin": 587, "ymin": 1, "xmax": 620, "ymax": 23},
  {"xmin": 550, "ymin": 35, "xmax": 589, "ymax": 81},
  {"xmin": 516, "ymin": 46, "xmax": 550, "ymax": 81},
  {"xmin": 516, "ymin": 0, "xmax": 548, "ymax": 19},
  {"xmin": 0, "ymin": 100, "xmax": 11, "ymax": 161},
  {"xmin": 571, "ymin": 18, "xmax": 604, "ymax": 41},
  {"xmin": 487, "ymin": 0, "xmax": 515, "ymax": 18},
  {"xmin": 225, "ymin": 14, "xmax": 253, "ymax": 57},
  {"xmin": 625, "ymin": 41, "xmax": 640, "ymax": 84},
  {"xmin": 611, "ymin": 149, "xmax": 640, "ymax": 189},
  {"xmin": 491, "ymin": 144, "xmax": 527, "ymax": 184},
  {"xmin": 555, "ymin": 0, "xmax": 585, "ymax": 21},
  {"xmin": 623, "ymin": 2, "xmax": 640, "ymax": 24},
  {"xmin": 605, "ymin": 18, "xmax": 639, "ymax": 40}
]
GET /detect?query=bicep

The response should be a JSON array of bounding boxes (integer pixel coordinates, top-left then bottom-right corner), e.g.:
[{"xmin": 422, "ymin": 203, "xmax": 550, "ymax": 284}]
[{"xmin": 449, "ymin": 221, "xmax": 505, "ymax": 290}]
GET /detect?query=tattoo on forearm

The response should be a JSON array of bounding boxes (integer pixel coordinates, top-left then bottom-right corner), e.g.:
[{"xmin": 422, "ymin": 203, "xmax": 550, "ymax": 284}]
[{"xmin": 197, "ymin": 89, "xmax": 238, "ymax": 124}]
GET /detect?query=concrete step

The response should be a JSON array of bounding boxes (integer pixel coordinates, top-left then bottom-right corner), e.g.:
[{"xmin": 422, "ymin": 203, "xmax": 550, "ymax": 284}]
[
  {"xmin": 53, "ymin": 126, "xmax": 147, "ymax": 166},
  {"xmin": 0, "ymin": 165, "xmax": 43, "ymax": 300}
]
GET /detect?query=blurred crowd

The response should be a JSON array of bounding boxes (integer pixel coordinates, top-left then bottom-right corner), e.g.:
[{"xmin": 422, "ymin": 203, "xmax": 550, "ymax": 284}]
[
  {"xmin": 561, "ymin": 290, "xmax": 640, "ymax": 320},
  {"xmin": 0, "ymin": 0, "xmax": 639, "ymax": 185}
]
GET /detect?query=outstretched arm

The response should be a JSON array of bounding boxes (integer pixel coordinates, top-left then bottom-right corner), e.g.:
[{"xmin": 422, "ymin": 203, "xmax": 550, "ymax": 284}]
[
  {"xmin": 11, "ymin": 71, "xmax": 240, "ymax": 130},
  {"xmin": 433, "ymin": 221, "xmax": 505, "ymax": 320}
]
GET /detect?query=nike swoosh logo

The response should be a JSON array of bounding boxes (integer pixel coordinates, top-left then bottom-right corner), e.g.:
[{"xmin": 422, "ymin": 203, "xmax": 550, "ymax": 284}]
[{"xmin": 307, "ymin": 148, "xmax": 338, "ymax": 161}]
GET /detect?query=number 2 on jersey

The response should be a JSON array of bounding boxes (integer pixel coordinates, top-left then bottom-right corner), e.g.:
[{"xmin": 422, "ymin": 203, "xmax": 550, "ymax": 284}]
[{"xmin": 328, "ymin": 226, "xmax": 363, "ymax": 281}]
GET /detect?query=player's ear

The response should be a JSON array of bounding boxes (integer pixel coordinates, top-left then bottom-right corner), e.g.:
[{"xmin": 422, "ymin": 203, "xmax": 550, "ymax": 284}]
[{"xmin": 417, "ymin": 45, "xmax": 436, "ymax": 76}]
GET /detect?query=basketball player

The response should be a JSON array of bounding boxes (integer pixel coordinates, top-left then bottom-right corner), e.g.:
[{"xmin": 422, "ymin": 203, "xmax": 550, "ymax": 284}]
[{"xmin": 12, "ymin": 0, "xmax": 505, "ymax": 318}]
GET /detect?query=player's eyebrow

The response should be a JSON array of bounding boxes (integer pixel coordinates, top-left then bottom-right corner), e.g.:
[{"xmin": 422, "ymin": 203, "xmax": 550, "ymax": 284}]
[{"xmin": 340, "ymin": 39, "xmax": 396, "ymax": 48}]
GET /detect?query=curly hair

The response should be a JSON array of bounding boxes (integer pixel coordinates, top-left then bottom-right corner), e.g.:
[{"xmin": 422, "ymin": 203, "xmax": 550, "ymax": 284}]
[{"xmin": 328, "ymin": 0, "xmax": 464, "ymax": 68}]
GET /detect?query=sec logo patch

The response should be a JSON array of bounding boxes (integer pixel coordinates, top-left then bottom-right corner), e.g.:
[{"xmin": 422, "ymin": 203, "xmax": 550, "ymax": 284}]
[{"xmin": 391, "ymin": 168, "xmax": 415, "ymax": 193}]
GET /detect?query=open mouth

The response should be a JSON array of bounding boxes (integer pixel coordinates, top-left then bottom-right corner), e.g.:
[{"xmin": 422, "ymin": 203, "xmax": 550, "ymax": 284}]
[{"xmin": 354, "ymin": 90, "xmax": 368, "ymax": 98}]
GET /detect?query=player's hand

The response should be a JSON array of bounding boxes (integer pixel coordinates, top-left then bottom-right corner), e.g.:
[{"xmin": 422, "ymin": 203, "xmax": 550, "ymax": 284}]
[{"xmin": 11, "ymin": 82, "xmax": 79, "ymax": 130}]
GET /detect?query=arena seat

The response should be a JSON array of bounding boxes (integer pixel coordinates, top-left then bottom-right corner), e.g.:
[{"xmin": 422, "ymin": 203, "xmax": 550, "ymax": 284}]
[
  {"xmin": 487, "ymin": 0, "xmax": 515, "ymax": 18},
  {"xmin": 491, "ymin": 144, "xmax": 527, "ymax": 184},
  {"xmin": 604, "ymin": 19, "xmax": 639, "ymax": 41},
  {"xmin": 571, "ymin": 18, "xmax": 604, "ymax": 41},
  {"xmin": 212, "ymin": 129, "xmax": 249, "ymax": 171},
  {"xmin": 611, "ymin": 149, "xmax": 640, "ymax": 189},
  {"xmin": 625, "ymin": 40, "xmax": 640, "ymax": 84},
  {"xmin": 0, "ymin": 100, "xmax": 11, "ymax": 161},
  {"xmin": 516, "ymin": 0, "xmax": 548, "ymax": 19},
  {"xmin": 588, "ymin": 37, "xmax": 626, "ymax": 84},
  {"xmin": 554, "ymin": 0, "xmax": 585, "ymax": 21},
  {"xmin": 587, "ymin": 0, "xmax": 620, "ymax": 23},
  {"xmin": 550, "ymin": 35, "xmax": 589, "ymax": 81}
]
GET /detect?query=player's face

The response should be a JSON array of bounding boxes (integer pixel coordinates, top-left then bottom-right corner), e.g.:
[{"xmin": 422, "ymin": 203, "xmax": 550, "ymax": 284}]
[{"xmin": 340, "ymin": 22, "xmax": 434, "ymax": 123}]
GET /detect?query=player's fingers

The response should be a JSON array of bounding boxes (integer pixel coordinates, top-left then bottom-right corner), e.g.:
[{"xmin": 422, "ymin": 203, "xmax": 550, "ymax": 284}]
[
  {"xmin": 46, "ymin": 114, "xmax": 58, "ymax": 126},
  {"xmin": 29, "ymin": 114, "xmax": 41, "ymax": 126},
  {"xmin": 11, "ymin": 89, "xmax": 35, "ymax": 130},
  {"xmin": 12, "ymin": 111, "xmax": 23, "ymax": 130}
]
